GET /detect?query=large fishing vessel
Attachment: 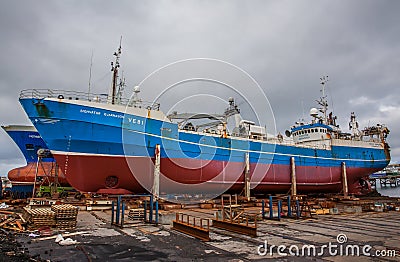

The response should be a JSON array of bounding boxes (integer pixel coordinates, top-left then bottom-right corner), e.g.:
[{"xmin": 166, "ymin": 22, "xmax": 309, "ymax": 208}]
[
  {"xmin": 18, "ymin": 46, "xmax": 390, "ymax": 196},
  {"xmin": 2, "ymin": 125, "xmax": 68, "ymax": 186}
]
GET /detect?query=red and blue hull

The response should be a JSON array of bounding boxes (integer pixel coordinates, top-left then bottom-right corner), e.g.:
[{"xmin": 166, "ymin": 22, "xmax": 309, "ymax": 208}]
[
  {"xmin": 51, "ymin": 152, "xmax": 380, "ymax": 194},
  {"xmin": 19, "ymin": 95, "xmax": 390, "ymax": 195}
]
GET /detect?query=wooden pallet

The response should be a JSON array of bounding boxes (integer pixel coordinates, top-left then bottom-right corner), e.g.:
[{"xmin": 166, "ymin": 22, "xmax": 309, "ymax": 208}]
[
  {"xmin": 52, "ymin": 204, "xmax": 79, "ymax": 229},
  {"xmin": 24, "ymin": 205, "xmax": 79, "ymax": 229},
  {"xmin": 23, "ymin": 207, "xmax": 56, "ymax": 228},
  {"xmin": 24, "ymin": 207, "xmax": 55, "ymax": 217},
  {"xmin": 51, "ymin": 204, "xmax": 79, "ymax": 219},
  {"xmin": 56, "ymin": 219, "xmax": 77, "ymax": 229}
]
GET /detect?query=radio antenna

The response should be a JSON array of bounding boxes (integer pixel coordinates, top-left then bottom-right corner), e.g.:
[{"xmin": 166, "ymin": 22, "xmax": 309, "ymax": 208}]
[{"xmin": 88, "ymin": 50, "xmax": 94, "ymax": 100}]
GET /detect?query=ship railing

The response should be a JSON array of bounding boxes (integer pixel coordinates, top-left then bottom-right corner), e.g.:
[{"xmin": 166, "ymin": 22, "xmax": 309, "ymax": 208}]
[
  {"xmin": 362, "ymin": 137, "xmax": 381, "ymax": 143},
  {"xmin": 19, "ymin": 89, "xmax": 160, "ymax": 111},
  {"xmin": 277, "ymin": 139, "xmax": 332, "ymax": 150}
]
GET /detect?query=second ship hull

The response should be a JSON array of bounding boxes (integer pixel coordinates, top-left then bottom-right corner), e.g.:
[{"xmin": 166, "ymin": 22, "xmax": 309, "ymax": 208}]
[{"xmin": 2, "ymin": 125, "xmax": 69, "ymax": 186}]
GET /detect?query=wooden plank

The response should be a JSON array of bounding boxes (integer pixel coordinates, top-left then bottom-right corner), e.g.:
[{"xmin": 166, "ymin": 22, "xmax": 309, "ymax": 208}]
[
  {"xmin": 0, "ymin": 218, "xmax": 14, "ymax": 227},
  {"xmin": 15, "ymin": 220, "xmax": 23, "ymax": 230}
]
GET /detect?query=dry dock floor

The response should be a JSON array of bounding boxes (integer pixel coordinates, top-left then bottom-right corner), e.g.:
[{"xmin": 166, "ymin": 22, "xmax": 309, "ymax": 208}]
[{"xmin": 14, "ymin": 209, "xmax": 400, "ymax": 261}]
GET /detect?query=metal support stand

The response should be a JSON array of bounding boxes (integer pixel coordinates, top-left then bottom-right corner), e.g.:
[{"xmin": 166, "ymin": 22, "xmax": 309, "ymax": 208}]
[
  {"xmin": 244, "ymin": 152, "xmax": 250, "ymax": 201},
  {"xmin": 262, "ymin": 195, "xmax": 296, "ymax": 220},
  {"xmin": 261, "ymin": 200, "xmax": 265, "ymax": 218},
  {"xmin": 263, "ymin": 196, "xmax": 282, "ymax": 220},
  {"xmin": 51, "ymin": 163, "xmax": 59, "ymax": 195},
  {"xmin": 277, "ymin": 200, "xmax": 282, "ymax": 220},
  {"xmin": 290, "ymin": 157, "xmax": 297, "ymax": 197},
  {"xmin": 111, "ymin": 194, "xmax": 158, "ymax": 228},
  {"xmin": 269, "ymin": 196, "xmax": 273, "ymax": 218},
  {"xmin": 32, "ymin": 156, "xmax": 40, "ymax": 197},
  {"xmin": 152, "ymin": 144, "xmax": 160, "ymax": 198},
  {"xmin": 342, "ymin": 162, "xmax": 348, "ymax": 197},
  {"xmin": 111, "ymin": 201, "xmax": 115, "ymax": 224},
  {"xmin": 155, "ymin": 201, "xmax": 159, "ymax": 224},
  {"xmin": 149, "ymin": 195, "xmax": 154, "ymax": 223},
  {"xmin": 144, "ymin": 199, "xmax": 147, "ymax": 222}
]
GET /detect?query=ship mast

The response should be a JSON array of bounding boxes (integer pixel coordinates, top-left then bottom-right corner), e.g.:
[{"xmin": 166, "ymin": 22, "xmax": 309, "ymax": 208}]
[
  {"xmin": 110, "ymin": 37, "xmax": 122, "ymax": 105},
  {"xmin": 317, "ymin": 76, "xmax": 329, "ymax": 124}
]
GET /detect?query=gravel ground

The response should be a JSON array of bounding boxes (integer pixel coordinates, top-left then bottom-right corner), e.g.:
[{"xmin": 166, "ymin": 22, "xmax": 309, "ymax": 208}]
[{"xmin": 0, "ymin": 229, "xmax": 36, "ymax": 262}]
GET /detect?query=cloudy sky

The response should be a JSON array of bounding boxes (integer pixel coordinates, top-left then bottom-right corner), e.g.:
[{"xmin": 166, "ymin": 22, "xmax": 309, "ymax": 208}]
[{"xmin": 0, "ymin": 0, "xmax": 399, "ymax": 176}]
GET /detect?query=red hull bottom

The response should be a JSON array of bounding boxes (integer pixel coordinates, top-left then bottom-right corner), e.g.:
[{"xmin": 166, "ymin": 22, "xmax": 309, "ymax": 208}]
[
  {"xmin": 8, "ymin": 162, "xmax": 69, "ymax": 186},
  {"xmin": 54, "ymin": 154, "xmax": 377, "ymax": 195}
]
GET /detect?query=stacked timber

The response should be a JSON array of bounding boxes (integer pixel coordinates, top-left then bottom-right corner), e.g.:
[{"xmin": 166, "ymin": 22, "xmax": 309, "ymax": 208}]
[
  {"xmin": 0, "ymin": 210, "xmax": 26, "ymax": 232},
  {"xmin": 51, "ymin": 204, "xmax": 79, "ymax": 230},
  {"xmin": 23, "ymin": 207, "xmax": 56, "ymax": 229}
]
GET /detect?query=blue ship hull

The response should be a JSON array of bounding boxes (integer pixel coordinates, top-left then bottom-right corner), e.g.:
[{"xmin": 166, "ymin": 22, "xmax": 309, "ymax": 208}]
[
  {"xmin": 18, "ymin": 95, "xmax": 390, "ymax": 195},
  {"xmin": 2, "ymin": 125, "xmax": 69, "ymax": 186},
  {"xmin": 2, "ymin": 125, "xmax": 51, "ymax": 163}
]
